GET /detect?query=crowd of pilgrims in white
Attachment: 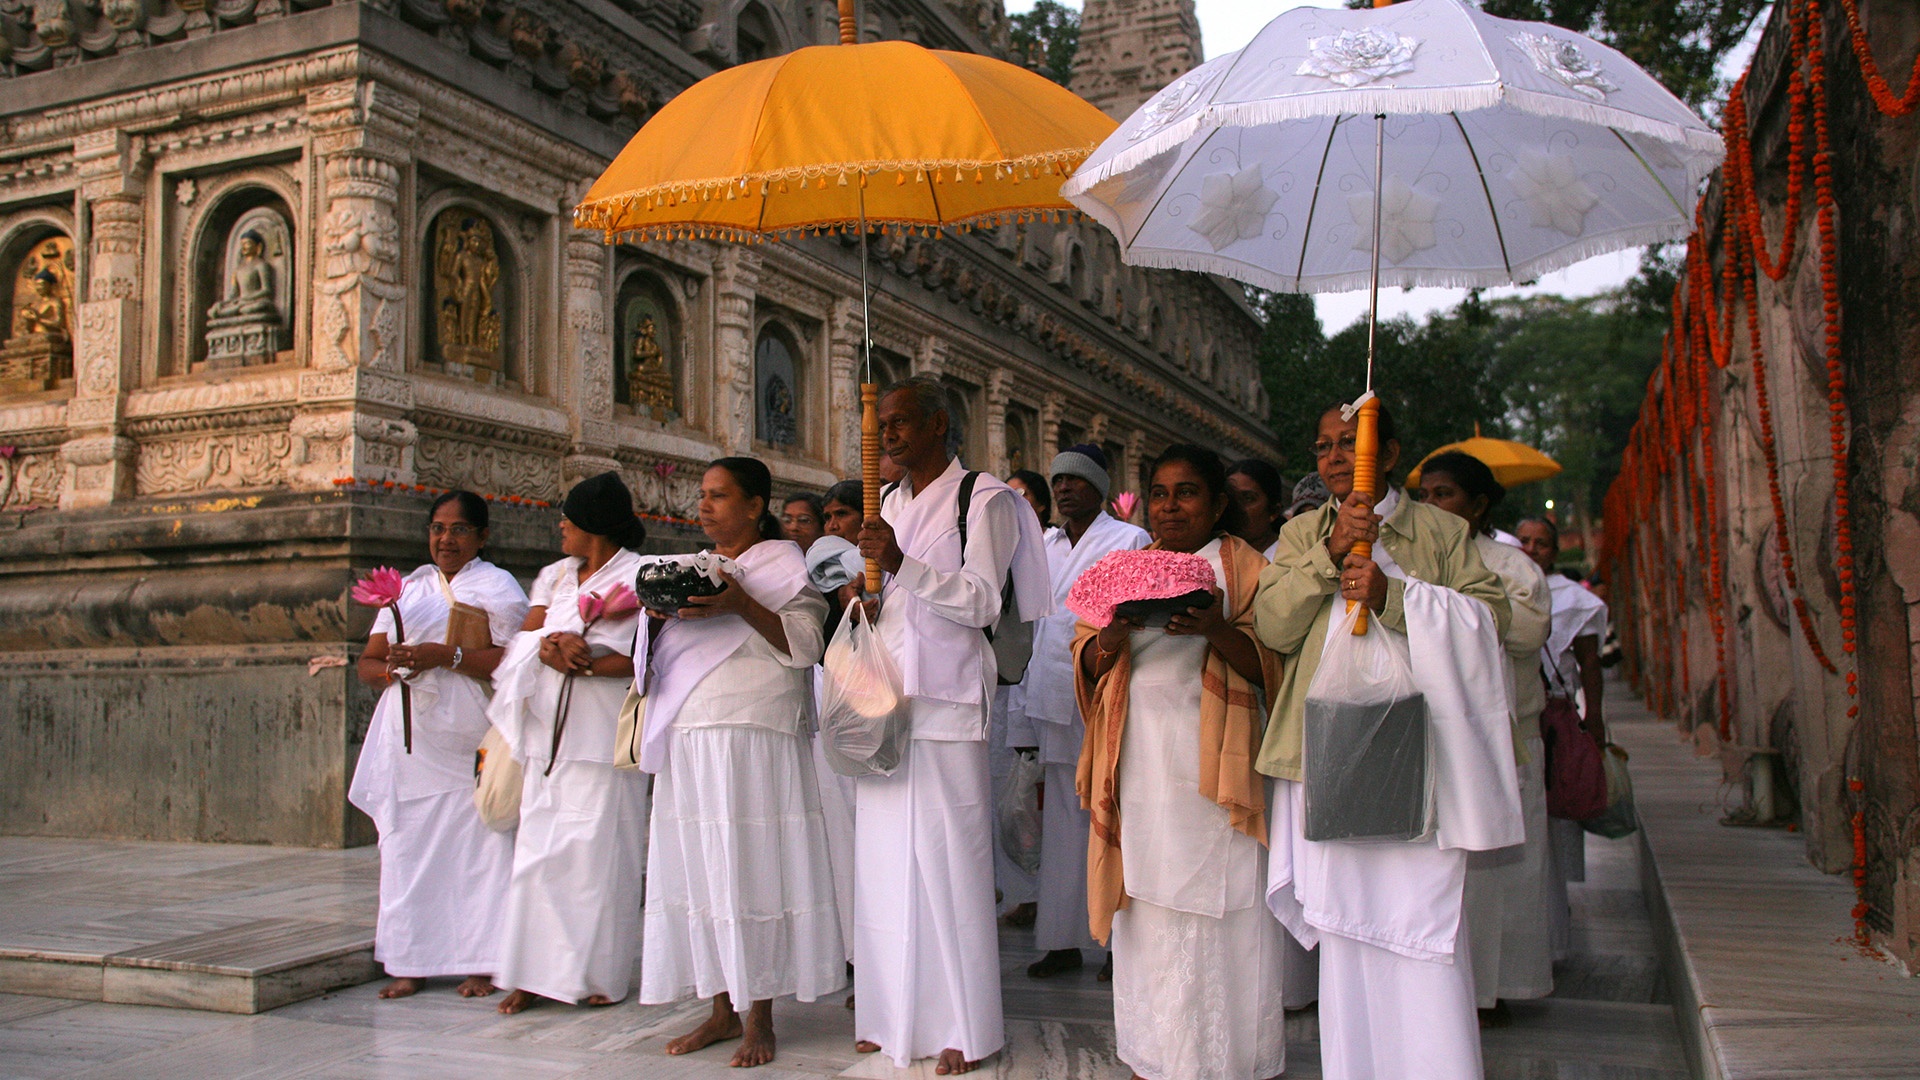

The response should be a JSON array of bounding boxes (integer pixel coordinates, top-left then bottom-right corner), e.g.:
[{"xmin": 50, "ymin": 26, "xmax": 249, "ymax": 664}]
[{"xmin": 352, "ymin": 376, "xmax": 1615, "ymax": 1080}]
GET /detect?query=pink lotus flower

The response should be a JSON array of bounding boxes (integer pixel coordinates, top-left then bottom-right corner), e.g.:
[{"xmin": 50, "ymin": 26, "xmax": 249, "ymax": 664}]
[
  {"xmin": 1111, "ymin": 491, "xmax": 1139, "ymax": 522},
  {"xmin": 351, "ymin": 566, "xmax": 414, "ymax": 752},
  {"xmin": 576, "ymin": 583, "xmax": 639, "ymax": 626},
  {"xmin": 351, "ymin": 566, "xmax": 406, "ymax": 609},
  {"xmin": 0, "ymin": 446, "xmax": 16, "ymax": 460},
  {"xmin": 653, "ymin": 461, "xmax": 677, "ymax": 479}
]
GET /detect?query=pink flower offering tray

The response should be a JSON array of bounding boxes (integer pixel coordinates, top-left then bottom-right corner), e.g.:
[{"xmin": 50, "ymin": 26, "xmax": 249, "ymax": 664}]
[{"xmin": 1067, "ymin": 549, "xmax": 1217, "ymax": 628}]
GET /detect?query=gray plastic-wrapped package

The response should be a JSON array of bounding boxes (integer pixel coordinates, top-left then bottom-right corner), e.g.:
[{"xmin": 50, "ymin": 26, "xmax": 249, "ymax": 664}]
[{"xmin": 1303, "ymin": 600, "xmax": 1434, "ymax": 843}]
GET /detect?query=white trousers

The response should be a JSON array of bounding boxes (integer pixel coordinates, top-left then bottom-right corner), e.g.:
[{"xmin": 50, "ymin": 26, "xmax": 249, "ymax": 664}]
[
  {"xmin": 1033, "ymin": 762, "xmax": 1101, "ymax": 955},
  {"xmin": 854, "ymin": 739, "xmax": 1004, "ymax": 1067}
]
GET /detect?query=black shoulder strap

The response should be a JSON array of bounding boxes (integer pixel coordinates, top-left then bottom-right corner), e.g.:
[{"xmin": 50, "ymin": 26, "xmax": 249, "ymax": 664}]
[{"xmin": 956, "ymin": 471, "xmax": 980, "ymax": 556}]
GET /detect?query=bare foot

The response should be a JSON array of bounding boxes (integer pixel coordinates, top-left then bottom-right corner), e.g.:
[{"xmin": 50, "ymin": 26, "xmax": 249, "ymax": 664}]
[
  {"xmin": 854, "ymin": 1041, "xmax": 881, "ymax": 1054},
  {"xmin": 378, "ymin": 977, "xmax": 422, "ymax": 999},
  {"xmin": 457, "ymin": 975, "xmax": 496, "ymax": 998},
  {"xmin": 729, "ymin": 1001, "xmax": 775, "ymax": 1068},
  {"xmin": 497, "ymin": 989, "xmax": 541, "ymax": 1014},
  {"xmin": 666, "ymin": 1011, "xmax": 743, "ymax": 1056},
  {"xmin": 935, "ymin": 1048, "xmax": 977, "ymax": 1075},
  {"xmin": 584, "ymin": 994, "xmax": 615, "ymax": 1007}
]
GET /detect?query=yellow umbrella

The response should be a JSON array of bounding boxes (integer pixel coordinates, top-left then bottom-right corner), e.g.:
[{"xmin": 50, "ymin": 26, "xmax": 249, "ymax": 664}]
[
  {"xmin": 1407, "ymin": 424, "xmax": 1563, "ymax": 490},
  {"xmin": 575, "ymin": 0, "xmax": 1115, "ymax": 591}
]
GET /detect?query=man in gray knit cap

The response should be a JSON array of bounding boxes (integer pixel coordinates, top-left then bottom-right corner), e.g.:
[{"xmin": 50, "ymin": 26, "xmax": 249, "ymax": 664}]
[{"xmin": 1010, "ymin": 444, "xmax": 1148, "ymax": 980}]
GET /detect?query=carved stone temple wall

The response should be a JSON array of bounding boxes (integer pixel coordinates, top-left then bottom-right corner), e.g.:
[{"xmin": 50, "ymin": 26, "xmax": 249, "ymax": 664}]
[{"xmin": 0, "ymin": 0, "xmax": 1273, "ymax": 845}]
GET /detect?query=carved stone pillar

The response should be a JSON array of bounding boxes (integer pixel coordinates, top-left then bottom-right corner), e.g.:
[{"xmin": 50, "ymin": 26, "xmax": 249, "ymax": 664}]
[
  {"xmin": 984, "ymin": 368, "xmax": 1012, "ymax": 477},
  {"xmin": 711, "ymin": 247, "xmax": 760, "ymax": 454},
  {"xmin": 1040, "ymin": 392, "xmax": 1064, "ymax": 459},
  {"xmin": 62, "ymin": 129, "xmax": 147, "ymax": 509},
  {"xmin": 562, "ymin": 230, "xmax": 618, "ymax": 486},
  {"xmin": 297, "ymin": 81, "xmax": 420, "ymax": 488},
  {"xmin": 827, "ymin": 297, "xmax": 863, "ymax": 477},
  {"xmin": 1125, "ymin": 428, "xmax": 1147, "ymax": 495},
  {"xmin": 913, "ymin": 333, "xmax": 946, "ymax": 378}
]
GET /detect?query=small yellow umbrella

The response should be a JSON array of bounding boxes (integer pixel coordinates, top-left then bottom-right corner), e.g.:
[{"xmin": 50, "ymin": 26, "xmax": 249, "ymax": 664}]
[
  {"xmin": 1407, "ymin": 424, "xmax": 1563, "ymax": 490},
  {"xmin": 576, "ymin": 0, "xmax": 1115, "ymax": 591}
]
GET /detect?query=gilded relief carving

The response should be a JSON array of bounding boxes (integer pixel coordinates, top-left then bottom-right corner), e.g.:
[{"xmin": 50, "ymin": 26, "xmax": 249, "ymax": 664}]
[
  {"xmin": 431, "ymin": 211, "xmax": 504, "ymax": 383},
  {"xmin": 1, "ymin": 235, "xmax": 76, "ymax": 393}
]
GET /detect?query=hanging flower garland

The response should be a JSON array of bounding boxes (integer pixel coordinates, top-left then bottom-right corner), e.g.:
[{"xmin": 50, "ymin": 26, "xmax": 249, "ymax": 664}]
[{"xmin": 1837, "ymin": 0, "xmax": 1920, "ymax": 116}]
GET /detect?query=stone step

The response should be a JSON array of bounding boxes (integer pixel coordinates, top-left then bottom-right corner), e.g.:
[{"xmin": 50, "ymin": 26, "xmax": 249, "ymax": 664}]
[{"xmin": 0, "ymin": 916, "xmax": 376, "ymax": 1014}]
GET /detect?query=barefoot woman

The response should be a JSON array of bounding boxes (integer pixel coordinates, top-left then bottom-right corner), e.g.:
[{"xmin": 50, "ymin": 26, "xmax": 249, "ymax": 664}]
[
  {"xmin": 638, "ymin": 458, "xmax": 844, "ymax": 1068},
  {"xmin": 488, "ymin": 472, "xmax": 649, "ymax": 1014},
  {"xmin": 352, "ymin": 491, "xmax": 529, "ymax": 1000}
]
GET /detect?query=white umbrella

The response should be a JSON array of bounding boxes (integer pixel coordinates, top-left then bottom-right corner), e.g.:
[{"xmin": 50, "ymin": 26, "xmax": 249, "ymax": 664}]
[
  {"xmin": 1062, "ymin": 0, "xmax": 1723, "ymax": 295},
  {"xmin": 1062, "ymin": 0, "xmax": 1724, "ymax": 630}
]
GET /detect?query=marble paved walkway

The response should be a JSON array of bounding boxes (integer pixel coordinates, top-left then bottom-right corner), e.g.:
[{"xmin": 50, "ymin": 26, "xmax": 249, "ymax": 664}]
[
  {"xmin": 1616, "ymin": 691, "xmax": 1920, "ymax": 1079},
  {"xmin": 0, "ymin": 682, "xmax": 1690, "ymax": 1079}
]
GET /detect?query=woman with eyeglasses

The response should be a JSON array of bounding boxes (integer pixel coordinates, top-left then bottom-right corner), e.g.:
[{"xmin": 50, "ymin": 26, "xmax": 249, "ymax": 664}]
[
  {"xmin": 351, "ymin": 490, "xmax": 530, "ymax": 1002},
  {"xmin": 1253, "ymin": 402, "xmax": 1517, "ymax": 1080}
]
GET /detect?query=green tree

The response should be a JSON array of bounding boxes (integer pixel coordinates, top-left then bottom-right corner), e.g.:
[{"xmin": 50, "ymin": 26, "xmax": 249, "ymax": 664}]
[
  {"xmin": 1010, "ymin": 0, "xmax": 1079, "ymax": 86},
  {"xmin": 1251, "ymin": 290, "xmax": 1327, "ymax": 471}
]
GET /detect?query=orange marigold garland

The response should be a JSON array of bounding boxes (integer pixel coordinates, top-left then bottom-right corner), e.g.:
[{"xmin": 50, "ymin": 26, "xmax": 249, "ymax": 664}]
[{"xmin": 1837, "ymin": 0, "xmax": 1920, "ymax": 116}]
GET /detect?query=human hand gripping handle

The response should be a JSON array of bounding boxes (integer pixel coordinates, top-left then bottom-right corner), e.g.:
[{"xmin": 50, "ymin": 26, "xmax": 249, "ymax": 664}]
[{"xmin": 857, "ymin": 515, "xmax": 904, "ymax": 617}]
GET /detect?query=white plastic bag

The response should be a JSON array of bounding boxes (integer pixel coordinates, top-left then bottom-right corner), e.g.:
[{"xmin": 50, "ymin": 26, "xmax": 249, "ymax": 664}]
[
  {"xmin": 819, "ymin": 603, "xmax": 909, "ymax": 777},
  {"xmin": 998, "ymin": 749, "xmax": 1044, "ymax": 876},
  {"xmin": 1303, "ymin": 600, "xmax": 1433, "ymax": 843}
]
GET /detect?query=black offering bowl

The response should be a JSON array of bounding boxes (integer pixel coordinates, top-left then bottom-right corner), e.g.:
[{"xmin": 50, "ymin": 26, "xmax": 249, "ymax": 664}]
[
  {"xmin": 1113, "ymin": 588, "xmax": 1215, "ymax": 628},
  {"xmin": 636, "ymin": 554, "xmax": 730, "ymax": 613}
]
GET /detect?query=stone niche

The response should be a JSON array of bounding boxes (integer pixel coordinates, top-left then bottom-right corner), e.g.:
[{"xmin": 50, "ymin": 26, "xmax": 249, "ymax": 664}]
[
  {"xmin": 195, "ymin": 193, "xmax": 296, "ymax": 372},
  {"xmin": 424, "ymin": 206, "xmax": 515, "ymax": 387},
  {"xmin": 614, "ymin": 268, "xmax": 679, "ymax": 422},
  {"xmin": 0, "ymin": 230, "xmax": 76, "ymax": 395}
]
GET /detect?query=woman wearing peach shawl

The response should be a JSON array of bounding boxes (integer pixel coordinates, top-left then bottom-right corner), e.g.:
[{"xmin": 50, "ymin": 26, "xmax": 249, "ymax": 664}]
[{"xmin": 1071, "ymin": 446, "xmax": 1286, "ymax": 1080}]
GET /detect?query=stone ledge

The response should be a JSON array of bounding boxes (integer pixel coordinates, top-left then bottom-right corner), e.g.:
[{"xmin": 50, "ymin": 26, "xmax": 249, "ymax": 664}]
[{"xmin": 1620, "ymin": 699, "xmax": 1920, "ymax": 1080}]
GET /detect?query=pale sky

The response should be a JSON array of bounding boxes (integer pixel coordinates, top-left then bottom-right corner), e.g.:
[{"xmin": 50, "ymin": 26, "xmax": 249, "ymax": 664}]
[{"xmin": 1007, "ymin": 0, "xmax": 1762, "ymax": 334}]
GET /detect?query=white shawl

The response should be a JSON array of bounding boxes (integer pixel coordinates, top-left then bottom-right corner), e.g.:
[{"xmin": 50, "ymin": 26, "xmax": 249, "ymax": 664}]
[
  {"xmin": 488, "ymin": 549, "xmax": 644, "ymax": 765},
  {"xmin": 633, "ymin": 538, "xmax": 809, "ymax": 774}
]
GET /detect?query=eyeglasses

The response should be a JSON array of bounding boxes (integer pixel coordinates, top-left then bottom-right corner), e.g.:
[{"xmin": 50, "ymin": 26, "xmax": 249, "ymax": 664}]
[
  {"xmin": 428, "ymin": 523, "xmax": 479, "ymax": 538},
  {"xmin": 1309, "ymin": 435, "xmax": 1359, "ymax": 459}
]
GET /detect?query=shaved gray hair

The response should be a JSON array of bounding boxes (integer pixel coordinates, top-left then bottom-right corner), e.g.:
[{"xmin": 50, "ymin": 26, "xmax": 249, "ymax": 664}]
[{"xmin": 882, "ymin": 376, "xmax": 963, "ymax": 456}]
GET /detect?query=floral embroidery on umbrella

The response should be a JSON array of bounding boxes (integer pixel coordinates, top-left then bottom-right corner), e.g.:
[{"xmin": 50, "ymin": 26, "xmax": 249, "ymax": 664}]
[
  {"xmin": 352, "ymin": 567, "xmax": 415, "ymax": 753},
  {"xmin": 1346, "ymin": 176, "xmax": 1440, "ymax": 264},
  {"xmin": 1508, "ymin": 149, "xmax": 1600, "ymax": 236},
  {"xmin": 545, "ymin": 583, "xmax": 640, "ymax": 776},
  {"xmin": 1297, "ymin": 28, "xmax": 1419, "ymax": 88},
  {"xmin": 1090, "ymin": 148, "xmax": 1180, "ymax": 210},
  {"xmin": 1129, "ymin": 64, "xmax": 1224, "ymax": 142},
  {"xmin": 1188, "ymin": 166, "xmax": 1280, "ymax": 251},
  {"xmin": 1511, "ymin": 32, "xmax": 1619, "ymax": 101}
]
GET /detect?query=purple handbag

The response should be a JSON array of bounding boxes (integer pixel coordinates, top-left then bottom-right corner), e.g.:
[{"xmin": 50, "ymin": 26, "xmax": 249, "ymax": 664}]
[{"xmin": 1541, "ymin": 696, "xmax": 1608, "ymax": 821}]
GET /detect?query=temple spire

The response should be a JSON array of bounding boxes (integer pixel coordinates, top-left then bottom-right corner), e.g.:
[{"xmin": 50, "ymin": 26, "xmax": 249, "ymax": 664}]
[{"xmin": 1068, "ymin": 0, "xmax": 1204, "ymax": 121}]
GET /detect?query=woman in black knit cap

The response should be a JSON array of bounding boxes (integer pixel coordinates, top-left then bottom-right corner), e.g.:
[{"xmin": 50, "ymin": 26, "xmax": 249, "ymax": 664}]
[{"xmin": 488, "ymin": 471, "xmax": 651, "ymax": 1015}]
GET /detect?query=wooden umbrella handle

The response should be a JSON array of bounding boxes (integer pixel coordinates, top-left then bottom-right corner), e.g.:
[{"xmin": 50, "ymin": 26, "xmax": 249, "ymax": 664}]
[
  {"xmin": 862, "ymin": 382, "xmax": 883, "ymax": 595},
  {"xmin": 839, "ymin": 0, "xmax": 856, "ymax": 44},
  {"xmin": 1348, "ymin": 397, "xmax": 1380, "ymax": 635}
]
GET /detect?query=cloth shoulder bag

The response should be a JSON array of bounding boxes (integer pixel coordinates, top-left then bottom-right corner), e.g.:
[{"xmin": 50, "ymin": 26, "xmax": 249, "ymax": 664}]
[
  {"xmin": 436, "ymin": 570, "xmax": 494, "ymax": 653},
  {"xmin": 473, "ymin": 725, "xmax": 522, "ymax": 832}
]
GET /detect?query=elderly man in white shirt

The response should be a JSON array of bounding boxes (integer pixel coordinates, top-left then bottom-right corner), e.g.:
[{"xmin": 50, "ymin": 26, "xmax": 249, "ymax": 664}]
[
  {"xmin": 1016, "ymin": 444, "xmax": 1148, "ymax": 981},
  {"xmin": 855, "ymin": 377, "xmax": 1051, "ymax": 1076}
]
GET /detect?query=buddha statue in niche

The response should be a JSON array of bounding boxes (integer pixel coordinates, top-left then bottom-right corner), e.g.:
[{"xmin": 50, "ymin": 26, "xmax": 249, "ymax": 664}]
[
  {"xmin": 432, "ymin": 213, "xmax": 504, "ymax": 383},
  {"xmin": 207, "ymin": 232, "xmax": 278, "ymax": 320},
  {"xmin": 627, "ymin": 315, "xmax": 675, "ymax": 418},
  {"xmin": 202, "ymin": 210, "xmax": 292, "ymax": 370},
  {"xmin": 12, "ymin": 271, "xmax": 68, "ymax": 337}
]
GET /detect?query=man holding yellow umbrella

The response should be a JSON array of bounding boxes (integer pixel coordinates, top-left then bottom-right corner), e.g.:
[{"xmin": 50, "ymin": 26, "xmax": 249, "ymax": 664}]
[{"xmin": 575, "ymin": 3, "xmax": 1112, "ymax": 1072}]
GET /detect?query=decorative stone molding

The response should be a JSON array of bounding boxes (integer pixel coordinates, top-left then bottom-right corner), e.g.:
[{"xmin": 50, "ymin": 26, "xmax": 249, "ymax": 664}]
[
  {"xmin": 613, "ymin": 449, "xmax": 703, "ymax": 519},
  {"xmin": 826, "ymin": 297, "xmax": 862, "ymax": 478},
  {"xmin": 135, "ymin": 429, "xmax": 294, "ymax": 496},
  {"xmin": 711, "ymin": 246, "xmax": 759, "ymax": 455},
  {"xmin": 984, "ymin": 367, "xmax": 1012, "ymax": 477},
  {"xmin": 564, "ymin": 231, "xmax": 614, "ymax": 456},
  {"xmin": 58, "ymin": 433, "xmax": 133, "ymax": 505},
  {"xmin": 0, "ymin": 448, "xmax": 65, "ymax": 509},
  {"xmin": 313, "ymin": 149, "xmax": 407, "ymax": 373},
  {"xmin": 414, "ymin": 432, "xmax": 559, "ymax": 500}
]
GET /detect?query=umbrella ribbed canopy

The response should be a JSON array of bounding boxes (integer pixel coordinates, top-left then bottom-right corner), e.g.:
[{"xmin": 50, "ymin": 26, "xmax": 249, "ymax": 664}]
[
  {"xmin": 575, "ymin": 40, "xmax": 1118, "ymax": 242},
  {"xmin": 1409, "ymin": 432, "xmax": 1563, "ymax": 489},
  {"xmin": 1061, "ymin": 0, "xmax": 1724, "ymax": 293}
]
